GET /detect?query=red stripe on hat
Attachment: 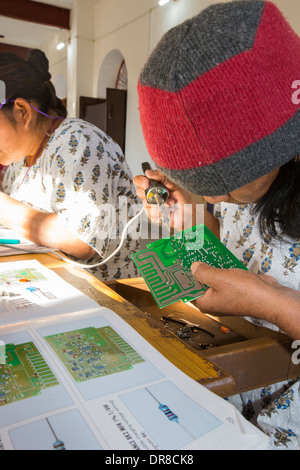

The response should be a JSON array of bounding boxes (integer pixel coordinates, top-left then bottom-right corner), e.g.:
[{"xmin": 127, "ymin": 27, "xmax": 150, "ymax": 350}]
[{"xmin": 138, "ymin": 2, "xmax": 300, "ymax": 171}]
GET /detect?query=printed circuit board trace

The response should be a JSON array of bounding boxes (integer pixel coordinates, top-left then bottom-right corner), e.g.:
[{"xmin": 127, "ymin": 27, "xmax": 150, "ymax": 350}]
[{"xmin": 131, "ymin": 224, "xmax": 247, "ymax": 308}]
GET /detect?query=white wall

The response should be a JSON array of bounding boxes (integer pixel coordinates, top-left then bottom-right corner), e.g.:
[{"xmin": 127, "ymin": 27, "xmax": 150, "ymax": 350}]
[
  {"xmin": 44, "ymin": 29, "xmax": 68, "ymax": 100},
  {"xmin": 46, "ymin": 0, "xmax": 95, "ymax": 117},
  {"xmin": 47, "ymin": 0, "xmax": 300, "ymax": 177}
]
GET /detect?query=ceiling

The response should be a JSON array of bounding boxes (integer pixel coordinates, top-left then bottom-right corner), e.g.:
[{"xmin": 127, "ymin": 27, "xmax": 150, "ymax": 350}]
[{"xmin": 0, "ymin": 0, "xmax": 75, "ymax": 49}]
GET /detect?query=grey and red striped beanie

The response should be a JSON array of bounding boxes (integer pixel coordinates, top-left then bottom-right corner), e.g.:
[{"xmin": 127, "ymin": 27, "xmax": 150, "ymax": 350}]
[{"xmin": 138, "ymin": 0, "xmax": 300, "ymax": 196}]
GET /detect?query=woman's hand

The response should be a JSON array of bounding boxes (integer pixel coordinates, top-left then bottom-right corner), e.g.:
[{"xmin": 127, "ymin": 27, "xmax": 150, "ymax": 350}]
[
  {"xmin": 191, "ymin": 262, "xmax": 300, "ymax": 339},
  {"xmin": 133, "ymin": 168, "xmax": 220, "ymax": 236},
  {"xmin": 133, "ymin": 169, "xmax": 199, "ymax": 232}
]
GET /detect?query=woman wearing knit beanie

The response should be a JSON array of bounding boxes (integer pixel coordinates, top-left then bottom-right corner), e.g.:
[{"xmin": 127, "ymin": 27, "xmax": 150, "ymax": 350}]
[{"xmin": 134, "ymin": 0, "xmax": 300, "ymax": 449}]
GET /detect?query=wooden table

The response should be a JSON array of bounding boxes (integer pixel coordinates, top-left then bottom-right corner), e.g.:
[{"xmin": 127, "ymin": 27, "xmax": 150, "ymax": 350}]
[{"xmin": 1, "ymin": 252, "xmax": 299, "ymax": 398}]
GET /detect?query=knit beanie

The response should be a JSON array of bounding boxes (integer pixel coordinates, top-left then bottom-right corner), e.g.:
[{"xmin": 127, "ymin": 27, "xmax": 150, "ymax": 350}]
[{"xmin": 138, "ymin": 0, "xmax": 300, "ymax": 196}]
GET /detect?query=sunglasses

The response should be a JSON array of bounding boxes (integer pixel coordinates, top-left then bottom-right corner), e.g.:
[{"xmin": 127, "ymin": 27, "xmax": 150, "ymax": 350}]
[{"xmin": 0, "ymin": 99, "xmax": 64, "ymax": 120}]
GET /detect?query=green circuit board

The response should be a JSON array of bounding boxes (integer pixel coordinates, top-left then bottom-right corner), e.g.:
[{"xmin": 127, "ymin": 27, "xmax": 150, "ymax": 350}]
[
  {"xmin": 131, "ymin": 224, "xmax": 247, "ymax": 308},
  {"xmin": 0, "ymin": 342, "xmax": 59, "ymax": 407}
]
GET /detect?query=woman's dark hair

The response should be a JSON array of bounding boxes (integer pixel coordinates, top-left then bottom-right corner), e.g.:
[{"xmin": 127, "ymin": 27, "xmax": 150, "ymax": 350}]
[
  {"xmin": 252, "ymin": 159, "xmax": 300, "ymax": 241},
  {"xmin": 0, "ymin": 49, "xmax": 67, "ymax": 118}
]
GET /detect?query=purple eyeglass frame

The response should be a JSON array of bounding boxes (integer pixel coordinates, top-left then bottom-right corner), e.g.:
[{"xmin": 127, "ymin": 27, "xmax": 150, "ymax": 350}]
[{"xmin": 0, "ymin": 99, "xmax": 64, "ymax": 120}]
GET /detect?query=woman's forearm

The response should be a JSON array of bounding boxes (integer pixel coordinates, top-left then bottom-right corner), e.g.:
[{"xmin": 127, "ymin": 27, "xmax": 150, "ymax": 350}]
[
  {"xmin": 262, "ymin": 284, "xmax": 300, "ymax": 339},
  {"xmin": 0, "ymin": 192, "xmax": 95, "ymax": 259}
]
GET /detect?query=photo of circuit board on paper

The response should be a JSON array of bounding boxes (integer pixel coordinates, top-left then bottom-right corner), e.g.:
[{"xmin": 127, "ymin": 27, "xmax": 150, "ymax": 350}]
[
  {"xmin": 45, "ymin": 326, "xmax": 145, "ymax": 383},
  {"xmin": 0, "ymin": 342, "xmax": 59, "ymax": 407},
  {"xmin": 131, "ymin": 224, "xmax": 247, "ymax": 308}
]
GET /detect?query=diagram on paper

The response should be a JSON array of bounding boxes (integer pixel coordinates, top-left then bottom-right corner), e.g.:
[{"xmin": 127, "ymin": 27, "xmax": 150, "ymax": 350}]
[
  {"xmin": 38, "ymin": 317, "xmax": 163, "ymax": 400},
  {"xmin": 45, "ymin": 326, "xmax": 145, "ymax": 383},
  {"xmin": 8, "ymin": 410, "xmax": 102, "ymax": 451},
  {"xmin": 0, "ymin": 268, "xmax": 47, "ymax": 287},
  {"xmin": 0, "ymin": 260, "xmax": 98, "ymax": 323},
  {"xmin": 120, "ymin": 381, "xmax": 222, "ymax": 449},
  {"xmin": 0, "ymin": 267, "xmax": 56, "ymax": 314},
  {"xmin": 0, "ymin": 341, "xmax": 59, "ymax": 407}
]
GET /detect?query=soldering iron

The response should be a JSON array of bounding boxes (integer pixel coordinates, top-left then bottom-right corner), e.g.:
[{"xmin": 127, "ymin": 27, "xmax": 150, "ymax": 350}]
[{"xmin": 142, "ymin": 162, "xmax": 170, "ymax": 230}]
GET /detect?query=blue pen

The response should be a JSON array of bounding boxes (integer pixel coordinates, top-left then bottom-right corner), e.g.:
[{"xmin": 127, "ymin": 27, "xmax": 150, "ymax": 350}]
[{"xmin": 0, "ymin": 239, "xmax": 21, "ymax": 244}]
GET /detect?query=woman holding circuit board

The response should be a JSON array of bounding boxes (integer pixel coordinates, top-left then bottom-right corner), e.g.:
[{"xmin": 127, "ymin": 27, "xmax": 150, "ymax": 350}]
[
  {"xmin": 134, "ymin": 1, "xmax": 300, "ymax": 449},
  {"xmin": 0, "ymin": 49, "xmax": 140, "ymax": 281}
]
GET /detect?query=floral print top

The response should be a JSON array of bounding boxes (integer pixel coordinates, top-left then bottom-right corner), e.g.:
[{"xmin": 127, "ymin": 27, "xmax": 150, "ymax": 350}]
[
  {"xmin": 2, "ymin": 118, "xmax": 140, "ymax": 281},
  {"xmin": 215, "ymin": 202, "xmax": 300, "ymax": 332},
  {"xmin": 215, "ymin": 202, "xmax": 300, "ymax": 450}
]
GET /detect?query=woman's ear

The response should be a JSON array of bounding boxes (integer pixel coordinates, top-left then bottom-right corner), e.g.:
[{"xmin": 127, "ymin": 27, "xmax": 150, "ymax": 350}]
[{"xmin": 13, "ymin": 98, "xmax": 33, "ymax": 129}]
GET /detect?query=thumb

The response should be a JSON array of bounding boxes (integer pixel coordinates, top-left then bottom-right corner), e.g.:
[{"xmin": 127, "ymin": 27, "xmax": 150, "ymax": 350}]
[{"xmin": 191, "ymin": 262, "xmax": 221, "ymax": 286}]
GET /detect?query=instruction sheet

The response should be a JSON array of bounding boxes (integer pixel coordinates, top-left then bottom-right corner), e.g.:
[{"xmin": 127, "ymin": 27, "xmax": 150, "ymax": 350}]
[{"xmin": 0, "ymin": 260, "xmax": 270, "ymax": 450}]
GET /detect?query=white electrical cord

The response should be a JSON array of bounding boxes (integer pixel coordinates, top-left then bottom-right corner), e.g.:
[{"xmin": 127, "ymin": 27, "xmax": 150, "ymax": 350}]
[{"xmin": 3, "ymin": 207, "xmax": 145, "ymax": 269}]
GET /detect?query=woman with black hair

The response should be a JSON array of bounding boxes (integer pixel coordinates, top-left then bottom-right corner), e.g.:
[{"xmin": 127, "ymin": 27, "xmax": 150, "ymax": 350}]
[
  {"xmin": 0, "ymin": 49, "xmax": 140, "ymax": 280},
  {"xmin": 134, "ymin": 0, "xmax": 300, "ymax": 449}
]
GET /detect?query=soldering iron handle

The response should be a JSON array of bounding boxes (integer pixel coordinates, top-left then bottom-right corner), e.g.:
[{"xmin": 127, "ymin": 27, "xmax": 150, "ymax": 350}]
[
  {"xmin": 142, "ymin": 162, "xmax": 152, "ymax": 175},
  {"xmin": 142, "ymin": 162, "xmax": 169, "ymax": 205},
  {"xmin": 142, "ymin": 162, "xmax": 169, "ymax": 192},
  {"xmin": 142, "ymin": 162, "xmax": 157, "ymax": 186}
]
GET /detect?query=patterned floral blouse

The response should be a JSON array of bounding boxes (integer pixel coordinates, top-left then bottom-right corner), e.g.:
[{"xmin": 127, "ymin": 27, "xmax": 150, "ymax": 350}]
[
  {"xmin": 215, "ymin": 202, "xmax": 300, "ymax": 450},
  {"xmin": 2, "ymin": 118, "xmax": 140, "ymax": 281},
  {"xmin": 215, "ymin": 203, "xmax": 300, "ymax": 306}
]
